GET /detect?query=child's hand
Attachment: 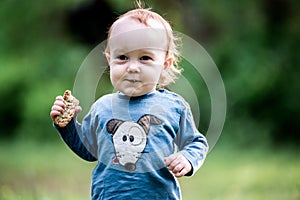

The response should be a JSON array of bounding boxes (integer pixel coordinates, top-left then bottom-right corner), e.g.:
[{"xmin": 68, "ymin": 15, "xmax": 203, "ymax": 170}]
[
  {"xmin": 50, "ymin": 96, "xmax": 65, "ymax": 121},
  {"xmin": 164, "ymin": 153, "xmax": 192, "ymax": 178},
  {"xmin": 50, "ymin": 96, "xmax": 82, "ymax": 121}
]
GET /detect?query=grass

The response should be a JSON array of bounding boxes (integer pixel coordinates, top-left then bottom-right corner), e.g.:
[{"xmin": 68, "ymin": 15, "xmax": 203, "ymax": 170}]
[
  {"xmin": 180, "ymin": 143, "xmax": 300, "ymax": 200},
  {"xmin": 0, "ymin": 140, "xmax": 299, "ymax": 200},
  {"xmin": 0, "ymin": 140, "xmax": 94, "ymax": 200}
]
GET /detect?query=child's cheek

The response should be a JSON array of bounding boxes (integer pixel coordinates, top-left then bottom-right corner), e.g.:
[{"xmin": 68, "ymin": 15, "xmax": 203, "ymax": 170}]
[{"xmin": 110, "ymin": 68, "xmax": 123, "ymax": 86}]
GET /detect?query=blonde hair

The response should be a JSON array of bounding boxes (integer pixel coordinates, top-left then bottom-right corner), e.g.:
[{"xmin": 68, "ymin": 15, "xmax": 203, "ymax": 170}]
[{"xmin": 105, "ymin": 7, "xmax": 182, "ymax": 87}]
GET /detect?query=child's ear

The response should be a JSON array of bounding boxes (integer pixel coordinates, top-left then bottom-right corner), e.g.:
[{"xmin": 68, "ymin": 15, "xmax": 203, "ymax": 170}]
[
  {"xmin": 105, "ymin": 53, "xmax": 111, "ymax": 63},
  {"xmin": 164, "ymin": 57, "xmax": 173, "ymax": 69}
]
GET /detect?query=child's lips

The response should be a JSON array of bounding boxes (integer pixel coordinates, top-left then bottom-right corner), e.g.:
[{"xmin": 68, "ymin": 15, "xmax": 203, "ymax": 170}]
[{"xmin": 125, "ymin": 79, "xmax": 141, "ymax": 83}]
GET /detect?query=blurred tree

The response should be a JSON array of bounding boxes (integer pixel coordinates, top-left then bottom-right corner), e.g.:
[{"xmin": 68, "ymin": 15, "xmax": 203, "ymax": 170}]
[
  {"xmin": 170, "ymin": 0, "xmax": 300, "ymax": 146},
  {"xmin": 66, "ymin": 0, "xmax": 118, "ymax": 45},
  {"xmin": 0, "ymin": 81, "xmax": 26, "ymax": 139},
  {"xmin": 246, "ymin": 0, "xmax": 300, "ymax": 144},
  {"xmin": 0, "ymin": 0, "xmax": 299, "ymax": 147}
]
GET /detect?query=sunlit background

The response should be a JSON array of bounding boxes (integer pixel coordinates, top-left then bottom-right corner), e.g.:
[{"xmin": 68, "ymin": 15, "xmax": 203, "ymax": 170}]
[{"xmin": 0, "ymin": 0, "xmax": 299, "ymax": 199}]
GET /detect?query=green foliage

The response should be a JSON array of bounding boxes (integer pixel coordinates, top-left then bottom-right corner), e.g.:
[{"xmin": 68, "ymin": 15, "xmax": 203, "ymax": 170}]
[
  {"xmin": 186, "ymin": 0, "xmax": 300, "ymax": 145},
  {"xmin": 0, "ymin": 0, "xmax": 92, "ymax": 140},
  {"xmin": 0, "ymin": 0, "xmax": 299, "ymax": 143}
]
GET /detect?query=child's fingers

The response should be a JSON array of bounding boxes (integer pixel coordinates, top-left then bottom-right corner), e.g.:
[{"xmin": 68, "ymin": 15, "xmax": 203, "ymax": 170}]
[
  {"xmin": 174, "ymin": 167, "xmax": 189, "ymax": 178},
  {"xmin": 50, "ymin": 96, "xmax": 66, "ymax": 120},
  {"xmin": 168, "ymin": 159, "xmax": 180, "ymax": 171},
  {"xmin": 75, "ymin": 105, "xmax": 82, "ymax": 115},
  {"xmin": 164, "ymin": 153, "xmax": 181, "ymax": 172},
  {"xmin": 164, "ymin": 153, "xmax": 192, "ymax": 177},
  {"xmin": 51, "ymin": 104, "xmax": 64, "ymax": 112},
  {"xmin": 164, "ymin": 154, "xmax": 177, "ymax": 169},
  {"xmin": 50, "ymin": 110, "xmax": 61, "ymax": 120},
  {"xmin": 55, "ymin": 95, "xmax": 64, "ymax": 101},
  {"xmin": 54, "ymin": 96, "xmax": 65, "ymax": 107},
  {"xmin": 172, "ymin": 162, "xmax": 184, "ymax": 173},
  {"xmin": 50, "ymin": 104, "xmax": 64, "ymax": 120}
]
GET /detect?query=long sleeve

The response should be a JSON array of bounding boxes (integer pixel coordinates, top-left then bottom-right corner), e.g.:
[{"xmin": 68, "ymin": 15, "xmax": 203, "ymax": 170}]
[
  {"xmin": 174, "ymin": 100, "xmax": 209, "ymax": 176},
  {"xmin": 55, "ymin": 119, "xmax": 97, "ymax": 162}
]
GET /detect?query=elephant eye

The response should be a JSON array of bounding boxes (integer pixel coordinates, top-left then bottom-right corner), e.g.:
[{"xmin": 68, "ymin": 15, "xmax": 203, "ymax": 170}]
[
  {"xmin": 122, "ymin": 135, "xmax": 127, "ymax": 142},
  {"xmin": 129, "ymin": 135, "xmax": 134, "ymax": 142}
]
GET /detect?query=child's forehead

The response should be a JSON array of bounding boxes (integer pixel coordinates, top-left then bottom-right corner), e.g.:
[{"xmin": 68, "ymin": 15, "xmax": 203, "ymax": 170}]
[
  {"xmin": 109, "ymin": 17, "xmax": 169, "ymax": 53},
  {"xmin": 110, "ymin": 16, "xmax": 166, "ymax": 37}
]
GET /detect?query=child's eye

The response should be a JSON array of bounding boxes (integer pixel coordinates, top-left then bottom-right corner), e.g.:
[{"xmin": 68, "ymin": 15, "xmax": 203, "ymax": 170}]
[
  {"xmin": 117, "ymin": 55, "xmax": 128, "ymax": 60},
  {"xmin": 140, "ymin": 56, "xmax": 152, "ymax": 61}
]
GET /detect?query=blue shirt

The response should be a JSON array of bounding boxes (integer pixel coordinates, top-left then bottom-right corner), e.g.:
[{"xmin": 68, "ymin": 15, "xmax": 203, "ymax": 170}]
[{"xmin": 56, "ymin": 89, "xmax": 208, "ymax": 200}]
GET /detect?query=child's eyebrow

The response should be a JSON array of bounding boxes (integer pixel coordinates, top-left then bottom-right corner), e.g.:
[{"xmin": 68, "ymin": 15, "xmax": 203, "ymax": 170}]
[
  {"xmin": 112, "ymin": 48, "xmax": 128, "ymax": 55},
  {"xmin": 139, "ymin": 49, "xmax": 156, "ymax": 55},
  {"xmin": 112, "ymin": 47, "xmax": 166, "ymax": 57}
]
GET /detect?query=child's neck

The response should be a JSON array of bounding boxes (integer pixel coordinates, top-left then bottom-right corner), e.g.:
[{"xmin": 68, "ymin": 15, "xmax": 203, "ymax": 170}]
[{"xmin": 118, "ymin": 89, "xmax": 156, "ymax": 97}]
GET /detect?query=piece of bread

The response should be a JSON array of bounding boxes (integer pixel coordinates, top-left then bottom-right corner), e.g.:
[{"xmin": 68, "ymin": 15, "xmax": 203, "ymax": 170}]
[{"xmin": 54, "ymin": 90, "xmax": 79, "ymax": 128}]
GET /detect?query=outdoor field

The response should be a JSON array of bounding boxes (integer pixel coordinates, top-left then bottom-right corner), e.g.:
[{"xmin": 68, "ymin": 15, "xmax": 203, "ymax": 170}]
[
  {"xmin": 0, "ymin": 138, "xmax": 299, "ymax": 200},
  {"xmin": 1, "ymin": 0, "xmax": 300, "ymax": 199}
]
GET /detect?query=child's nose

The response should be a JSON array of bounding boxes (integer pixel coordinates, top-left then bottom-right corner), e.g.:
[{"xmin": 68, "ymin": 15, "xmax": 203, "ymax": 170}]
[{"xmin": 126, "ymin": 61, "xmax": 140, "ymax": 73}]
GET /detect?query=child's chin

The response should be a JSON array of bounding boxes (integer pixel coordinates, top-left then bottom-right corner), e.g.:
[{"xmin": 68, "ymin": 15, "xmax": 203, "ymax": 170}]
[
  {"xmin": 120, "ymin": 87, "xmax": 150, "ymax": 97},
  {"xmin": 124, "ymin": 91, "xmax": 146, "ymax": 97}
]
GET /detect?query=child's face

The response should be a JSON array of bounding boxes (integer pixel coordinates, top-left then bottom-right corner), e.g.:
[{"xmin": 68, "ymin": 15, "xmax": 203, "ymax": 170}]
[{"xmin": 107, "ymin": 17, "xmax": 172, "ymax": 97}]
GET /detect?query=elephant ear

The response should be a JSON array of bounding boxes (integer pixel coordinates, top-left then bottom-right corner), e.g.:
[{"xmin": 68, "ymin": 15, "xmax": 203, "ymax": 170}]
[
  {"xmin": 106, "ymin": 119, "xmax": 124, "ymax": 136},
  {"xmin": 137, "ymin": 114, "xmax": 162, "ymax": 134}
]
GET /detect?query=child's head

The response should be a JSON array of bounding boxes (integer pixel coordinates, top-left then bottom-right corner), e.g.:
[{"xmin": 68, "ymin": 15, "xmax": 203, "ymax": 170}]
[{"xmin": 105, "ymin": 7, "xmax": 182, "ymax": 96}]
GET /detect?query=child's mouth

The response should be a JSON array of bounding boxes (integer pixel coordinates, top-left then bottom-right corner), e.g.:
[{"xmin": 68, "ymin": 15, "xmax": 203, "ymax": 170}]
[{"xmin": 125, "ymin": 79, "xmax": 141, "ymax": 83}]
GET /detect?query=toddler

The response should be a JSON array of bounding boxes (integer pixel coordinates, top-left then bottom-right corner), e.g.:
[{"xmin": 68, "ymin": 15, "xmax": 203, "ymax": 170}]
[{"xmin": 50, "ymin": 6, "xmax": 208, "ymax": 200}]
